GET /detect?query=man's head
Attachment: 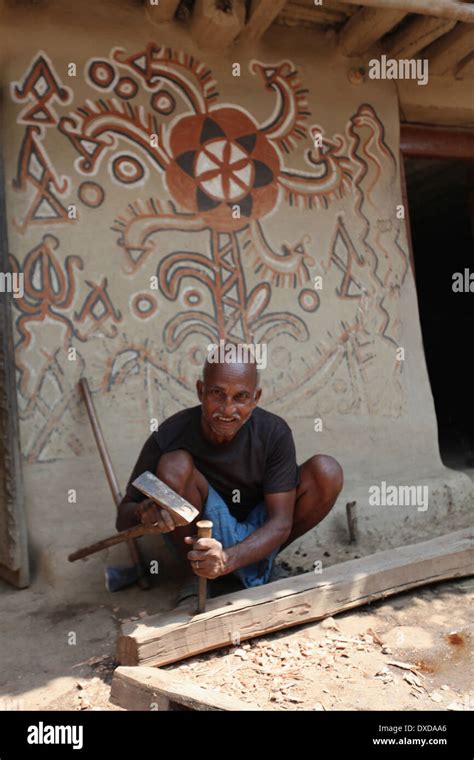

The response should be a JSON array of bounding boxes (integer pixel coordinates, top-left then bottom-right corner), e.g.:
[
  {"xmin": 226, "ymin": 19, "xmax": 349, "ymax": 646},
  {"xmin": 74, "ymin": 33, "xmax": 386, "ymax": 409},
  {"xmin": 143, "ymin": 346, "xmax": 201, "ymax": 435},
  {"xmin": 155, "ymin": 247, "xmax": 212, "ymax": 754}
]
[{"xmin": 197, "ymin": 354, "xmax": 262, "ymax": 444}]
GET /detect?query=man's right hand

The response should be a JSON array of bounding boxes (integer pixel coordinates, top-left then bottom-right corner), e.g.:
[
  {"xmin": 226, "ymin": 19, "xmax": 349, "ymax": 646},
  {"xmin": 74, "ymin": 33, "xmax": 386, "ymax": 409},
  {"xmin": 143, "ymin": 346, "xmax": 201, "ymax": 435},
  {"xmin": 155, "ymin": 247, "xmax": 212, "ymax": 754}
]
[{"xmin": 135, "ymin": 499, "xmax": 177, "ymax": 532}]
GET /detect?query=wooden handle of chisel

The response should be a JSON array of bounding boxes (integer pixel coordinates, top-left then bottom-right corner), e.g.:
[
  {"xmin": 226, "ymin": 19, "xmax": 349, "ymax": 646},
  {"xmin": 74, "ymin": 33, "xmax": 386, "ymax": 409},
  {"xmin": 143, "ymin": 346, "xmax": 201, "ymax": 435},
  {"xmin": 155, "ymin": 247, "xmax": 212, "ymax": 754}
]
[{"xmin": 196, "ymin": 520, "xmax": 213, "ymax": 614}]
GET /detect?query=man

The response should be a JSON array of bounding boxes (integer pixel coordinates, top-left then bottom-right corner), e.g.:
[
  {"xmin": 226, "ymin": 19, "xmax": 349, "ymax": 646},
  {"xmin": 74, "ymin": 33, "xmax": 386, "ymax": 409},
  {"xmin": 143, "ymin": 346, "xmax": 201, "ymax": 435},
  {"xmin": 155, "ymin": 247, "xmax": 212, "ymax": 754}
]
[{"xmin": 117, "ymin": 353, "xmax": 343, "ymax": 599}]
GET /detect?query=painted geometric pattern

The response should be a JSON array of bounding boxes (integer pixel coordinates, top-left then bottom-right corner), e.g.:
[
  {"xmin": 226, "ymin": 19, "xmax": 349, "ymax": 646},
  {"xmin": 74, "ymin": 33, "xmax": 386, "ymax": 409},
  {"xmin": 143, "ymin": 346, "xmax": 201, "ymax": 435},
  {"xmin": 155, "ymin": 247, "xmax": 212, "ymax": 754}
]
[{"xmin": 8, "ymin": 45, "xmax": 409, "ymax": 462}]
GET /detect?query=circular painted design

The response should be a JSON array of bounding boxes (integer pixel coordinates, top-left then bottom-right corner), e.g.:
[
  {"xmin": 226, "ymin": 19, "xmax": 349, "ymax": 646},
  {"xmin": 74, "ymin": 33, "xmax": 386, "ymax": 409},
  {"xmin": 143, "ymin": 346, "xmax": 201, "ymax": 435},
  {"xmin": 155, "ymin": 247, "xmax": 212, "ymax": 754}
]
[
  {"xmin": 88, "ymin": 60, "xmax": 116, "ymax": 89},
  {"xmin": 77, "ymin": 181, "xmax": 105, "ymax": 208},
  {"xmin": 114, "ymin": 76, "xmax": 138, "ymax": 100},
  {"xmin": 131, "ymin": 292, "xmax": 158, "ymax": 320},
  {"xmin": 298, "ymin": 289, "xmax": 320, "ymax": 312},
  {"xmin": 112, "ymin": 154, "xmax": 145, "ymax": 185},
  {"xmin": 151, "ymin": 90, "xmax": 176, "ymax": 115},
  {"xmin": 182, "ymin": 288, "xmax": 203, "ymax": 308},
  {"xmin": 165, "ymin": 108, "xmax": 281, "ymax": 232}
]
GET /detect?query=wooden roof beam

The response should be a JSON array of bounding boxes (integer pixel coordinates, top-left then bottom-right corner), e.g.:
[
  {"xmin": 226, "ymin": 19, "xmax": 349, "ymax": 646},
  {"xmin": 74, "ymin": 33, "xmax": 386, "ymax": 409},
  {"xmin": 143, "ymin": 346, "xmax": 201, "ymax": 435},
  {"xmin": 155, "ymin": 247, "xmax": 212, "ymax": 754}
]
[
  {"xmin": 455, "ymin": 50, "xmax": 474, "ymax": 76},
  {"xmin": 239, "ymin": 0, "xmax": 288, "ymax": 42},
  {"xmin": 334, "ymin": 0, "xmax": 474, "ymax": 23},
  {"xmin": 425, "ymin": 22, "xmax": 474, "ymax": 74},
  {"xmin": 339, "ymin": 7, "xmax": 407, "ymax": 56},
  {"xmin": 146, "ymin": 0, "xmax": 181, "ymax": 23},
  {"xmin": 190, "ymin": 0, "xmax": 246, "ymax": 51},
  {"xmin": 384, "ymin": 15, "xmax": 457, "ymax": 58}
]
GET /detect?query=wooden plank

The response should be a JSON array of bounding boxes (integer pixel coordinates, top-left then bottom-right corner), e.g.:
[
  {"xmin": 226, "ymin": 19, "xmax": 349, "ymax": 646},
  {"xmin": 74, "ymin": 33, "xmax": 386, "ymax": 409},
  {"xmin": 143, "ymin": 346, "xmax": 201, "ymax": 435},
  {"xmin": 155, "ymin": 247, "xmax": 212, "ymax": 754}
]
[
  {"xmin": 239, "ymin": 0, "xmax": 288, "ymax": 41},
  {"xmin": 335, "ymin": 0, "xmax": 474, "ymax": 23},
  {"xmin": 190, "ymin": 0, "xmax": 245, "ymax": 50},
  {"xmin": 339, "ymin": 7, "xmax": 406, "ymax": 56},
  {"xmin": 116, "ymin": 528, "xmax": 473, "ymax": 667},
  {"xmin": 111, "ymin": 666, "xmax": 260, "ymax": 711},
  {"xmin": 146, "ymin": 0, "xmax": 180, "ymax": 23},
  {"xmin": 400, "ymin": 123, "xmax": 474, "ymax": 158},
  {"xmin": 384, "ymin": 15, "xmax": 457, "ymax": 57},
  {"xmin": 425, "ymin": 22, "xmax": 474, "ymax": 74}
]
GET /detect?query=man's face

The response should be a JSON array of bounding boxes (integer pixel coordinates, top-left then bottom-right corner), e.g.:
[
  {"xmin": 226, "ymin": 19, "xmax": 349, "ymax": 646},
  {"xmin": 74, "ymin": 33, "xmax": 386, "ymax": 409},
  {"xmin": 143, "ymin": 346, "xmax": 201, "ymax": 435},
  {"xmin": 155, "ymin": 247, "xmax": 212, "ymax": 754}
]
[{"xmin": 197, "ymin": 362, "xmax": 262, "ymax": 444}]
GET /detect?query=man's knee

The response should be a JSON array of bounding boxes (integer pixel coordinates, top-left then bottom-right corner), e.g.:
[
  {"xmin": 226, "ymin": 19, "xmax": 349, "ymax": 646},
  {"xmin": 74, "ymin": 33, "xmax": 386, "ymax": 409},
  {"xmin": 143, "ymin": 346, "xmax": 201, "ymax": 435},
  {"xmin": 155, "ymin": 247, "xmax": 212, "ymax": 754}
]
[
  {"xmin": 156, "ymin": 449, "xmax": 195, "ymax": 494},
  {"xmin": 305, "ymin": 454, "xmax": 343, "ymax": 505}
]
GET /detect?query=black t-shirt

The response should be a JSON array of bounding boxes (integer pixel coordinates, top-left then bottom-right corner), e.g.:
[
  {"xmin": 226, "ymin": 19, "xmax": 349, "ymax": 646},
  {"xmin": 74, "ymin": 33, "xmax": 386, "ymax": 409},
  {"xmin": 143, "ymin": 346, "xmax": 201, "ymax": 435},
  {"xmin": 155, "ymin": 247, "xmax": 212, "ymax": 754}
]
[{"xmin": 123, "ymin": 405, "xmax": 300, "ymax": 521}]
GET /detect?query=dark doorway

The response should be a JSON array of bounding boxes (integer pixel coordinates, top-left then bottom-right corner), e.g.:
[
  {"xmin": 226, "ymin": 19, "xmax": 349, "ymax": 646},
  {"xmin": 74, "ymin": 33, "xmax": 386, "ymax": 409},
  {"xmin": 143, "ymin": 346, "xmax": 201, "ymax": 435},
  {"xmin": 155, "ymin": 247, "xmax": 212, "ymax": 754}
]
[{"xmin": 403, "ymin": 156, "xmax": 474, "ymax": 471}]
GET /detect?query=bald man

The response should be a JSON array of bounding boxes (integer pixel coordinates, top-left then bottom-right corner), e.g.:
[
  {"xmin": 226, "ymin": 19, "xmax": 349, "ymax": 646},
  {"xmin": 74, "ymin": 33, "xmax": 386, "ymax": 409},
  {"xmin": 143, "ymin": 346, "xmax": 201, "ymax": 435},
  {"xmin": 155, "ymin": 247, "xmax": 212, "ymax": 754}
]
[{"xmin": 117, "ymin": 357, "xmax": 343, "ymax": 598}]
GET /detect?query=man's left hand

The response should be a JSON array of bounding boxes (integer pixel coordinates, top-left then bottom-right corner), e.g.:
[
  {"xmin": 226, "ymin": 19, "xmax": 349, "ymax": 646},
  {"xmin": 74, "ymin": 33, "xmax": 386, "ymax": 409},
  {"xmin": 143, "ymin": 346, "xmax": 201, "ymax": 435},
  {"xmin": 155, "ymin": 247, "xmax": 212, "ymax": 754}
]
[{"xmin": 184, "ymin": 536, "xmax": 227, "ymax": 579}]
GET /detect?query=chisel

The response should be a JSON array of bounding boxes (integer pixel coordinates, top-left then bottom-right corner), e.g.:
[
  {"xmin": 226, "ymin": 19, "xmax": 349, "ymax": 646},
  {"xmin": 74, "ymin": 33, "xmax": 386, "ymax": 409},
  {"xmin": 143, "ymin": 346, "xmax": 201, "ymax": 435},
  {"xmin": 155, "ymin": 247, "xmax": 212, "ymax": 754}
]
[{"xmin": 195, "ymin": 520, "xmax": 213, "ymax": 614}]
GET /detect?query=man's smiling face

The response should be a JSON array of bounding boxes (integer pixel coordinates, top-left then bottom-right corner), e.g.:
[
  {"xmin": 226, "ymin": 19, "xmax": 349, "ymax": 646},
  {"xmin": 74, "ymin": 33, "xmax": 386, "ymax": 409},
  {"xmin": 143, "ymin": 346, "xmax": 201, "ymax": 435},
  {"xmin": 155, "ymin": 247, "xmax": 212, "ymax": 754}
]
[{"xmin": 197, "ymin": 360, "xmax": 262, "ymax": 445}]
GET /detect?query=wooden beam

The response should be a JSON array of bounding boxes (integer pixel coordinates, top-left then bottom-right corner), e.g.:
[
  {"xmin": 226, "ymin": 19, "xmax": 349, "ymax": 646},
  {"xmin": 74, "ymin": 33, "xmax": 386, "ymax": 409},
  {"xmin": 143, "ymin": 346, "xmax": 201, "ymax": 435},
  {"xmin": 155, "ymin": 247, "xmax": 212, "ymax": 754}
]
[
  {"xmin": 339, "ymin": 7, "xmax": 406, "ymax": 56},
  {"xmin": 116, "ymin": 528, "xmax": 473, "ymax": 667},
  {"xmin": 400, "ymin": 123, "xmax": 474, "ymax": 158},
  {"xmin": 384, "ymin": 16, "xmax": 457, "ymax": 57},
  {"xmin": 190, "ymin": 0, "xmax": 245, "ymax": 51},
  {"xmin": 278, "ymin": 6, "xmax": 349, "ymax": 27},
  {"xmin": 425, "ymin": 22, "xmax": 474, "ymax": 74},
  {"xmin": 336, "ymin": 0, "xmax": 474, "ymax": 23},
  {"xmin": 455, "ymin": 50, "xmax": 474, "ymax": 76},
  {"xmin": 111, "ymin": 666, "xmax": 260, "ymax": 711},
  {"xmin": 239, "ymin": 0, "xmax": 288, "ymax": 42},
  {"xmin": 145, "ymin": 0, "xmax": 180, "ymax": 23}
]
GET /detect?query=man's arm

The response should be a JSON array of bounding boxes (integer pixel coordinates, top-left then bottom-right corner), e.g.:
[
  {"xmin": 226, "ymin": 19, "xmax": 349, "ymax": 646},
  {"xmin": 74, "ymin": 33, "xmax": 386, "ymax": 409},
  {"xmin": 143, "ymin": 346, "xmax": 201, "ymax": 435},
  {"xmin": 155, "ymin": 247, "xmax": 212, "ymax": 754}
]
[
  {"xmin": 223, "ymin": 489, "xmax": 295, "ymax": 574},
  {"xmin": 186, "ymin": 489, "xmax": 295, "ymax": 579}
]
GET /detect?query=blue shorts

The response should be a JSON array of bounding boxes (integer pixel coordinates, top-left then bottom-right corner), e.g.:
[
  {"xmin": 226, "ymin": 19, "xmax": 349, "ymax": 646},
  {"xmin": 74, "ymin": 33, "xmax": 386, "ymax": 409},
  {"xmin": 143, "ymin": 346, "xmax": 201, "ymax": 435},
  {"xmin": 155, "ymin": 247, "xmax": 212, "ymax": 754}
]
[{"xmin": 201, "ymin": 484, "xmax": 280, "ymax": 588}]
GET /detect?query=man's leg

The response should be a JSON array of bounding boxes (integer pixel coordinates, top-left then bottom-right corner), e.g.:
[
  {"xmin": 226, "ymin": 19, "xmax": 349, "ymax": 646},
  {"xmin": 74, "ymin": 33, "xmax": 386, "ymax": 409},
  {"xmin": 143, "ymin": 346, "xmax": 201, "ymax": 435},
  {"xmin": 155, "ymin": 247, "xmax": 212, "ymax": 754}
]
[
  {"xmin": 280, "ymin": 455, "xmax": 343, "ymax": 550},
  {"xmin": 155, "ymin": 450, "xmax": 209, "ymax": 562}
]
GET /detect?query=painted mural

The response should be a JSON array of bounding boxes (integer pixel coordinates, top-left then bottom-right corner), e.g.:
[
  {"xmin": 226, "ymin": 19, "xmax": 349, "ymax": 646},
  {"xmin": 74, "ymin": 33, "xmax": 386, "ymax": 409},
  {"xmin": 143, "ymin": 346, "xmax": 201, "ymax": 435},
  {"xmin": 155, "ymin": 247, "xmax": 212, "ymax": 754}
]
[{"xmin": 8, "ymin": 44, "xmax": 409, "ymax": 462}]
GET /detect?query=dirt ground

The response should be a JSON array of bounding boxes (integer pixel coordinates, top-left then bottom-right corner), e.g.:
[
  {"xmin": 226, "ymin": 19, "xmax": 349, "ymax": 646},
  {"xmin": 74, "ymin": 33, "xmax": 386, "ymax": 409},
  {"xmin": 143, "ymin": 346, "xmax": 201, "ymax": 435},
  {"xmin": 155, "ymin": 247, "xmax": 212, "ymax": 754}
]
[{"xmin": 0, "ymin": 573, "xmax": 472, "ymax": 712}]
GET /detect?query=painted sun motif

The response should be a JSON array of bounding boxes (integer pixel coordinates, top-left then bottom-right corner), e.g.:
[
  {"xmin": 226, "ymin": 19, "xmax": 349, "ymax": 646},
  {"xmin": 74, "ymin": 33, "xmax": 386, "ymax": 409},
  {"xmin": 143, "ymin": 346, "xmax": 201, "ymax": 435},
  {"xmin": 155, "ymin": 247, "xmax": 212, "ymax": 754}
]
[{"xmin": 165, "ymin": 109, "xmax": 280, "ymax": 232}]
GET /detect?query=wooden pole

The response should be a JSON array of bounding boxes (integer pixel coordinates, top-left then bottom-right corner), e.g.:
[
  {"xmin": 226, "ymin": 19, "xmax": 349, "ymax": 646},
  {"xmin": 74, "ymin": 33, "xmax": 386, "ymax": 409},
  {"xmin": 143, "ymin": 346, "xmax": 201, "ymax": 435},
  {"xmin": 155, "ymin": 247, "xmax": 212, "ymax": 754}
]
[
  {"xmin": 384, "ymin": 15, "xmax": 456, "ymax": 58},
  {"xmin": 239, "ymin": 0, "xmax": 288, "ymax": 42},
  {"xmin": 68, "ymin": 524, "xmax": 164, "ymax": 562},
  {"xmin": 455, "ymin": 51, "xmax": 474, "ymax": 77},
  {"xmin": 425, "ymin": 23, "xmax": 474, "ymax": 75},
  {"xmin": 345, "ymin": 501, "xmax": 359, "ymax": 543},
  {"xmin": 190, "ymin": 0, "xmax": 245, "ymax": 50},
  {"xmin": 79, "ymin": 378, "xmax": 150, "ymax": 589},
  {"xmin": 339, "ymin": 7, "xmax": 407, "ymax": 56}
]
